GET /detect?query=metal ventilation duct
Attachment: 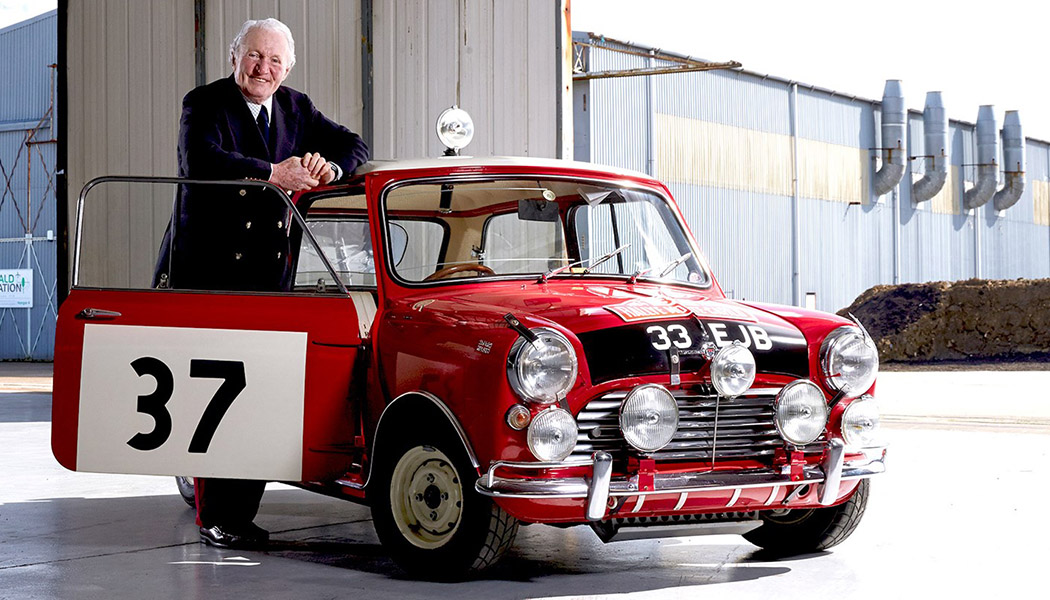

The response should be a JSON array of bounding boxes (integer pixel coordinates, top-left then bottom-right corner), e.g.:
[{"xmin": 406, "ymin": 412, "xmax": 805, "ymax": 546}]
[
  {"xmin": 963, "ymin": 105, "xmax": 999, "ymax": 209},
  {"xmin": 911, "ymin": 92, "xmax": 948, "ymax": 203},
  {"xmin": 993, "ymin": 111, "xmax": 1025, "ymax": 211},
  {"xmin": 874, "ymin": 80, "xmax": 906, "ymax": 196}
]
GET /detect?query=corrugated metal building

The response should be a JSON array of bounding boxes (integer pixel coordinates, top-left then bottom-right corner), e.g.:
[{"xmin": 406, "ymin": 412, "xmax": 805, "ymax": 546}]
[
  {"xmin": 0, "ymin": 11, "xmax": 58, "ymax": 359},
  {"xmin": 574, "ymin": 33, "xmax": 1050, "ymax": 312}
]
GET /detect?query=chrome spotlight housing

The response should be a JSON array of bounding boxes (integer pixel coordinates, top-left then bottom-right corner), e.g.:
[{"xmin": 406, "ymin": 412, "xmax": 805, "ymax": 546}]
[
  {"xmin": 774, "ymin": 379, "xmax": 829, "ymax": 446},
  {"xmin": 619, "ymin": 384, "xmax": 679, "ymax": 453}
]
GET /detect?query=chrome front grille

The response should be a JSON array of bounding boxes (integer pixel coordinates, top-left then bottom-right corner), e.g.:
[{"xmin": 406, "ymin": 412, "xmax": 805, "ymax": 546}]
[{"xmin": 572, "ymin": 385, "xmax": 821, "ymax": 464}]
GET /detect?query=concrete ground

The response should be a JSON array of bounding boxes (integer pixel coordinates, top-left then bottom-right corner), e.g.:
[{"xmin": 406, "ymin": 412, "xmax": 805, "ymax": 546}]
[{"xmin": 1, "ymin": 362, "xmax": 1047, "ymax": 599}]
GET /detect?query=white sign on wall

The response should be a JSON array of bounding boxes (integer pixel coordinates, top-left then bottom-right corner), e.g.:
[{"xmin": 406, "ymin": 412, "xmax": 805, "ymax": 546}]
[
  {"xmin": 77, "ymin": 324, "xmax": 307, "ymax": 481},
  {"xmin": 0, "ymin": 269, "xmax": 32, "ymax": 308}
]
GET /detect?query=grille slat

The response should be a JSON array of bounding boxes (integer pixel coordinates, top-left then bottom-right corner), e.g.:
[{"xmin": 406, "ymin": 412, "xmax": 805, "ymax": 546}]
[{"xmin": 571, "ymin": 387, "xmax": 824, "ymax": 465}]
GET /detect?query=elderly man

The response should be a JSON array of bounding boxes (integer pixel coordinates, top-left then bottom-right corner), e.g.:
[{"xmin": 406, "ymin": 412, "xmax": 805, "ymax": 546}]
[
  {"xmin": 157, "ymin": 18, "xmax": 369, "ymax": 549},
  {"xmin": 156, "ymin": 17, "xmax": 369, "ymax": 291}
]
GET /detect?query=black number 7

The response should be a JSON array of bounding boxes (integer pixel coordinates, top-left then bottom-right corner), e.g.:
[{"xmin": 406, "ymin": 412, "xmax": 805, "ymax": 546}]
[{"xmin": 187, "ymin": 359, "xmax": 246, "ymax": 454}]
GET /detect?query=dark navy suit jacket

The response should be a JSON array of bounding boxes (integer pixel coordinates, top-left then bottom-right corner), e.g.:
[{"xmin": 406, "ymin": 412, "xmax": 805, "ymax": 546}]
[{"xmin": 155, "ymin": 75, "xmax": 370, "ymax": 291}]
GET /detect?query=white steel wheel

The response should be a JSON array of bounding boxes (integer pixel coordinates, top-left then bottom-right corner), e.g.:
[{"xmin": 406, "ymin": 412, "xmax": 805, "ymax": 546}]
[
  {"xmin": 389, "ymin": 445, "xmax": 464, "ymax": 549},
  {"xmin": 371, "ymin": 431, "xmax": 519, "ymax": 580}
]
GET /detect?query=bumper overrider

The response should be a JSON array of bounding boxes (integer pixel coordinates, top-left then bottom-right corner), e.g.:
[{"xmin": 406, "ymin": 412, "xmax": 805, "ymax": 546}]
[{"xmin": 476, "ymin": 440, "xmax": 887, "ymax": 521}]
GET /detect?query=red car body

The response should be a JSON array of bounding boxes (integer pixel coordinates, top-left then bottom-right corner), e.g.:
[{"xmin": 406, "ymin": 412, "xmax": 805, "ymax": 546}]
[{"xmin": 53, "ymin": 157, "xmax": 886, "ymax": 577}]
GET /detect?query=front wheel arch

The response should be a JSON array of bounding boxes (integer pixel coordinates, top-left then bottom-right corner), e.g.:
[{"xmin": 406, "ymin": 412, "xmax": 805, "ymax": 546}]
[{"xmin": 366, "ymin": 391, "xmax": 480, "ymax": 490}]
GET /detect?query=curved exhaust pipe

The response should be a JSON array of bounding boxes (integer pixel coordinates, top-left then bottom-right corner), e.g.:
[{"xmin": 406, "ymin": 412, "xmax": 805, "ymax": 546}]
[
  {"xmin": 993, "ymin": 110, "xmax": 1025, "ymax": 211},
  {"xmin": 963, "ymin": 105, "xmax": 998, "ymax": 209},
  {"xmin": 912, "ymin": 92, "xmax": 948, "ymax": 203},
  {"xmin": 874, "ymin": 80, "xmax": 906, "ymax": 196}
]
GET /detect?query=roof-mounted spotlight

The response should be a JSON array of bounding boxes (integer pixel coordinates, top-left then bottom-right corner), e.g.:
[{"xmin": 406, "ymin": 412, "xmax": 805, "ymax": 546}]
[{"xmin": 436, "ymin": 106, "xmax": 474, "ymax": 156}]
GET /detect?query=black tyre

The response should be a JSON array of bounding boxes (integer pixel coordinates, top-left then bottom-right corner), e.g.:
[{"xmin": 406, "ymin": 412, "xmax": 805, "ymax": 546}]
[
  {"xmin": 743, "ymin": 478, "xmax": 869, "ymax": 554},
  {"xmin": 175, "ymin": 476, "xmax": 196, "ymax": 508},
  {"xmin": 370, "ymin": 431, "xmax": 519, "ymax": 579}
]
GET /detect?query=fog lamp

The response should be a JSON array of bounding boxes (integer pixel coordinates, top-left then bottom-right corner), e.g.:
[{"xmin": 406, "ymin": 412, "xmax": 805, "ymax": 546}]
[
  {"xmin": 527, "ymin": 407, "xmax": 577, "ymax": 462},
  {"xmin": 619, "ymin": 384, "xmax": 679, "ymax": 453},
  {"xmin": 841, "ymin": 395, "xmax": 882, "ymax": 448},
  {"xmin": 436, "ymin": 106, "xmax": 474, "ymax": 155},
  {"xmin": 711, "ymin": 342, "xmax": 756, "ymax": 397},
  {"xmin": 775, "ymin": 379, "xmax": 829, "ymax": 446}
]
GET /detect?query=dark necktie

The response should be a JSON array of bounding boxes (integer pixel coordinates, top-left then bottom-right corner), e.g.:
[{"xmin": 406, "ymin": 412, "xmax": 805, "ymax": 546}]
[{"xmin": 257, "ymin": 105, "xmax": 270, "ymax": 145}]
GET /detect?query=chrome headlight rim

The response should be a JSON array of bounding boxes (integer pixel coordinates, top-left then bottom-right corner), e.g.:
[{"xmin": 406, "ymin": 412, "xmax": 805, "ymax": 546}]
[
  {"xmin": 841, "ymin": 394, "xmax": 881, "ymax": 449},
  {"xmin": 507, "ymin": 327, "xmax": 579, "ymax": 405},
  {"xmin": 526, "ymin": 407, "xmax": 578, "ymax": 462},
  {"xmin": 619, "ymin": 384, "xmax": 680, "ymax": 453},
  {"xmin": 820, "ymin": 325, "xmax": 879, "ymax": 397},
  {"xmin": 773, "ymin": 379, "xmax": 830, "ymax": 446},
  {"xmin": 710, "ymin": 342, "xmax": 757, "ymax": 398}
]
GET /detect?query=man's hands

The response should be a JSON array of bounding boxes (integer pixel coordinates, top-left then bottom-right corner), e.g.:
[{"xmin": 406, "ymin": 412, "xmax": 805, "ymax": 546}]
[
  {"xmin": 301, "ymin": 152, "xmax": 337, "ymax": 185},
  {"xmin": 268, "ymin": 153, "xmax": 336, "ymax": 191}
]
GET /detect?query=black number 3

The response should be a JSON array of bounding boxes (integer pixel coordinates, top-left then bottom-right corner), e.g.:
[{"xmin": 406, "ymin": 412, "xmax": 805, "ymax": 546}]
[
  {"xmin": 127, "ymin": 357, "xmax": 174, "ymax": 451},
  {"xmin": 126, "ymin": 357, "xmax": 246, "ymax": 454}
]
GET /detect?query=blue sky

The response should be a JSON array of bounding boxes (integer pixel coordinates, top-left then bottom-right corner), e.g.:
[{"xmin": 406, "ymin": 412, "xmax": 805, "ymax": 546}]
[{"xmin": 0, "ymin": 1, "xmax": 55, "ymax": 29}]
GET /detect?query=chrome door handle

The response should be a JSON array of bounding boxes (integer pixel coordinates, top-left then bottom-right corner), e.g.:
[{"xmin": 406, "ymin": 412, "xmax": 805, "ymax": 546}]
[{"xmin": 77, "ymin": 308, "xmax": 122, "ymax": 320}]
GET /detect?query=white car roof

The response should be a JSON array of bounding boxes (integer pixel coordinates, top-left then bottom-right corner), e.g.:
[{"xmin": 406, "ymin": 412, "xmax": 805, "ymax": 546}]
[{"xmin": 356, "ymin": 156, "xmax": 655, "ymax": 182}]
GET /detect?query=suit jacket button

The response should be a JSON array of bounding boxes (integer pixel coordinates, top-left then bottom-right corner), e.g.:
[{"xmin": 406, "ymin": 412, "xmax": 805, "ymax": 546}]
[
  {"xmin": 277, "ymin": 251, "xmax": 283, "ymax": 259},
  {"xmin": 276, "ymin": 220, "xmax": 283, "ymax": 229},
  {"xmin": 245, "ymin": 221, "xmax": 252, "ymax": 229},
  {"xmin": 234, "ymin": 252, "xmax": 243, "ymax": 260},
  {"xmin": 239, "ymin": 189, "xmax": 247, "ymax": 197}
]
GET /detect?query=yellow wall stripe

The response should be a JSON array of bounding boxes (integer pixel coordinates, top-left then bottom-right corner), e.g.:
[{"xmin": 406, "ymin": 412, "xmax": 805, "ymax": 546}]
[
  {"xmin": 1034, "ymin": 180, "xmax": 1050, "ymax": 226},
  {"xmin": 654, "ymin": 113, "xmax": 867, "ymax": 205}
]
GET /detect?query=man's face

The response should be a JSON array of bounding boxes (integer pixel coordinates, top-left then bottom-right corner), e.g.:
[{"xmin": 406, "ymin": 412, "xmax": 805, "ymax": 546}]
[{"xmin": 232, "ymin": 27, "xmax": 292, "ymax": 104}]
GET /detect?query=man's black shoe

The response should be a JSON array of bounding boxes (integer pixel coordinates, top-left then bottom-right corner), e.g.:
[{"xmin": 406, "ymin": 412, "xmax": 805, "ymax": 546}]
[{"xmin": 199, "ymin": 524, "xmax": 269, "ymax": 549}]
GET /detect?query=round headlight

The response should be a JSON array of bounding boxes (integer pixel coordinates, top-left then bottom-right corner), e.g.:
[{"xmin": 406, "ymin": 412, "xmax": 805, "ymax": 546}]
[
  {"xmin": 527, "ymin": 408, "xmax": 577, "ymax": 462},
  {"xmin": 841, "ymin": 395, "xmax": 881, "ymax": 448},
  {"xmin": 435, "ymin": 106, "xmax": 474, "ymax": 153},
  {"xmin": 775, "ymin": 380, "xmax": 829, "ymax": 446},
  {"xmin": 508, "ymin": 328, "xmax": 578, "ymax": 404},
  {"xmin": 619, "ymin": 384, "xmax": 679, "ymax": 453},
  {"xmin": 710, "ymin": 343, "xmax": 756, "ymax": 397},
  {"xmin": 821, "ymin": 326, "xmax": 879, "ymax": 397}
]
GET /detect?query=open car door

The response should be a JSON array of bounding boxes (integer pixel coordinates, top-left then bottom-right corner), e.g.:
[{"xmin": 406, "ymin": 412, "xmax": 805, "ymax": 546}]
[{"xmin": 52, "ymin": 178, "xmax": 372, "ymax": 483}]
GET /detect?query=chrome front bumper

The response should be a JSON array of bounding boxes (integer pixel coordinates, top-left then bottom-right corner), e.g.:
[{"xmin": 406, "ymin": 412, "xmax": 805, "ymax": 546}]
[{"xmin": 475, "ymin": 440, "xmax": 887, "ymax": 521}]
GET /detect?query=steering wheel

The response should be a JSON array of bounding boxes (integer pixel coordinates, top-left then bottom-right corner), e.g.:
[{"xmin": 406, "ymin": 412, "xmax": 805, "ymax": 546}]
[{"xmin": 423, "ymin": 264, "xmax": 495, "ymax": 281}]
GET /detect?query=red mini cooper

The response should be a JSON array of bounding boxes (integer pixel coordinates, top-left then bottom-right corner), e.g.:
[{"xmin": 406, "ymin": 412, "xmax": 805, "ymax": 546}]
[{"xmin": 53, "ymin": 109, "xmax": 885, "ymax": 578}]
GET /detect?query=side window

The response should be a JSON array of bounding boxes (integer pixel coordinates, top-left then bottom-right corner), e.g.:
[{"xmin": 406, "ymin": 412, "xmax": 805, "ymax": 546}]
[
  {"xmin": 75, "ymin": 180, "xmax": 301, "ymax": 292},
  {"xmin": 482, "ymin": 213, "xmax": 566, "ymax": 274},
  {"xmin": 389, "ymin": 220, "xmax": 446, "ymax": 282},
  {"xmin": 296, "ymin": 219, "xmax": 375, "ymax": 289}
]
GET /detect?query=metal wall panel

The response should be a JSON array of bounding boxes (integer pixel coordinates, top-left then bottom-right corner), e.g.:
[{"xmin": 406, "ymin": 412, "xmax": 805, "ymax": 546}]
[
  {"xmin": 656, "ymin": 64, "xmax": 792, "ymax": 135},
  {"xmin": 1, "ymin": 12, "xmax": 59, "ymax": 359},
  {"xmin": 372, "ymin": 0, "xmax": 563, "ymax": 160},
  {"xmin": 66, "ymin": 0, "xmax": 195, "ymax": 292}
]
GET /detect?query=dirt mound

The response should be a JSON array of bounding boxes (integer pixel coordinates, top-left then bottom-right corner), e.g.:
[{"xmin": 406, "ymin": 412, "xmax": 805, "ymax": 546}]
[{"xmin": 838, "ymin": 279, "xmax": 1050, "ymax": 363}]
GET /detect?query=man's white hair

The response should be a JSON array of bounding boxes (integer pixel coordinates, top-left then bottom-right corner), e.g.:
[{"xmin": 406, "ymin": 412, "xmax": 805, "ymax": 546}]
[{"xmin": 229, "ymin": 18, "xmax": 296, "ymax": 68}]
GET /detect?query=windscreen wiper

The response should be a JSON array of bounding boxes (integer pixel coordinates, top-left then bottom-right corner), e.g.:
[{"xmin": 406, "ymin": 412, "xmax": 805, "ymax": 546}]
[
  {"xmin": 628, "ymin": 252, "xmax": 692, "ymax": 284},
  {"xmin": 538, "ymin": 244, "xmax": 631, "ymax": 284}
]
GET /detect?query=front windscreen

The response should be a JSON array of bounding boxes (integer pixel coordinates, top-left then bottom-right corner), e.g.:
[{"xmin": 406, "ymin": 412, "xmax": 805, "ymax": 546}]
[{"xmin": 382, "ymin": 178, "xmax": 709, "ymax": 286}]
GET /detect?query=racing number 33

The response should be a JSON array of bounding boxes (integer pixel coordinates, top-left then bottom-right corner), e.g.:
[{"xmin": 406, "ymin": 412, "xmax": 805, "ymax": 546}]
[{"xmin": 128, "ymin": 357, "xmax": 246, "ymax": 454}]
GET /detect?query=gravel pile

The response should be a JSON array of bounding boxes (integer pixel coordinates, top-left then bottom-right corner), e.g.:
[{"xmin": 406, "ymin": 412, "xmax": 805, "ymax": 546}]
[{"xmin": 838, "ymin": 279, "xmax": 1050, "ymax": 363}]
